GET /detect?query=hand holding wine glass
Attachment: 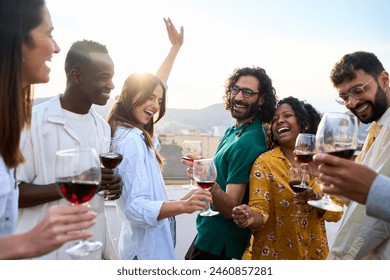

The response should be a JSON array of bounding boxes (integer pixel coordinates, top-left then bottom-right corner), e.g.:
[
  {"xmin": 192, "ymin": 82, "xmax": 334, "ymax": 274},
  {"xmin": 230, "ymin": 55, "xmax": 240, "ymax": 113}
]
[
  {"xmin": 99, "ymin": 137, "xmax": 124, "ymax": 199},
  {"xmin": 193, "ymin": 158, "xmax": 219, "ymax": 217},
  {"xmin": 308, "ymin": 112, "xmax": 358, "ymax": 212},
  {"xmin": 100, "ymin": 137, "xmax": 123, "ymax": 169},
  {"xmin": 181, "ymin": 140, "xmax": 202, "ymax": 189},
  {"xmin": 55, "ymin": 147, "xmax": 103, "ymax": 259},
  {"xmin": 288, "ymin": 167, "xmax": 309, "ymax": 218}
]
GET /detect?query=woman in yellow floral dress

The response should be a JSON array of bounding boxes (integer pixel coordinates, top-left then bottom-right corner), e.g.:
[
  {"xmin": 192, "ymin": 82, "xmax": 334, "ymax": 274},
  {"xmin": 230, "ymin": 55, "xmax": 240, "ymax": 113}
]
[{"xmin": 232, "ymin": 96, "xmax": 344, "ymax": 260}]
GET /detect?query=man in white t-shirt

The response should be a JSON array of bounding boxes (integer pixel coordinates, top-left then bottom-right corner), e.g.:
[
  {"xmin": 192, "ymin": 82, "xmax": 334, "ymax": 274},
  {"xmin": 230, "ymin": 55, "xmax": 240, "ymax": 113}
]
[{"xmin": 15, "ymin": 40, "xmax": 123, "ymax": 260}]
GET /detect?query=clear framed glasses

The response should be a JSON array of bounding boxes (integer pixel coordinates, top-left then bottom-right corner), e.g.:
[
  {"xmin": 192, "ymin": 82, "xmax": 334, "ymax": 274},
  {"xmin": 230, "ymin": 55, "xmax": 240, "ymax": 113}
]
[
  {"xmin": 335, "ymin": 76, "xmax": 376, "ymax": 105},
  {"xmin": 230, "ymin": 85, "xmax": 260, "ymax": 98}
]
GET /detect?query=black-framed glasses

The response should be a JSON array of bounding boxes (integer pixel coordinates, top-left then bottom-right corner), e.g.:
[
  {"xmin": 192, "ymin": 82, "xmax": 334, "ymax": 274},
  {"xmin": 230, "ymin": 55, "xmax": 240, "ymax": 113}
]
[
  {"xmin": 335, "ymin": 76, "xmax": 376, "ymax": 105},
  {"xmin": 230, "ymin": 86, "xmax": 260, "ymax": 98}
]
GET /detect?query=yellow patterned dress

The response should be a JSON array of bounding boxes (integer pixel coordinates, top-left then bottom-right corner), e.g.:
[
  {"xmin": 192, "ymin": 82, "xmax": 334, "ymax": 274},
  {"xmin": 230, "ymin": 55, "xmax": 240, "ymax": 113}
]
[{"xmin": 248, "ymin": 146, "xmax": 343, "ymax": 260}]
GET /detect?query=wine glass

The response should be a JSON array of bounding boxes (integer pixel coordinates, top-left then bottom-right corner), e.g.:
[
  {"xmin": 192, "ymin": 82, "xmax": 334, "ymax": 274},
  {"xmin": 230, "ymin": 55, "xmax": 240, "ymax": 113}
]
[
  {"xmin": 98, "ymin": 137, "xmax": 123, "ymax": 198},
  {"xmin": 294, "ymin": 133, "xmax": 316, "ymax": 187},
  {"xmin": 99, "ymin": 137, "xmax": 123, "ymax": 169},
  {"xmin": 192, "ymin": 158, "xmax": 219, "ymax": 217},
  {"xmin": 288, "ymin": 167, "xmax": 309, "ymax": 218},
  {"xmin": 307, "ymin": 112, "xmax": 358, "ymax": 212},
  {"xmin": 55, "ymin": 147, "xmax": 102, "ymax": 259},
  {"xmin": 181, "ymin": 140, "xmax": 202, "ymax": 190}
]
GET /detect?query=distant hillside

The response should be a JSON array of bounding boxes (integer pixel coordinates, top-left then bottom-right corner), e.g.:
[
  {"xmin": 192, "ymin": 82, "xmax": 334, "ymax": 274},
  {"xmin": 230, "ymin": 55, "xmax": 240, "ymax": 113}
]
[
  {"xmin": 33, "ymin": 97, "xmax": 232, "ymax": 134},
  {"xmin": 159, "ymin": 103, "xmax": 232, "ymax": 133}
]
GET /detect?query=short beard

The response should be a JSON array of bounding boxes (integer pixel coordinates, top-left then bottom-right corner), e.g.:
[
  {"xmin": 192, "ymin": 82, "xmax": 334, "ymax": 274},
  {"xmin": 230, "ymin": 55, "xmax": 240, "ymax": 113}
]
[
  {"xmin": 352, "ymin": 86, "xmax": 388, "ymax": 124},
  {"xmin": 230, "ymin": 99, "xmax": 260, "ymax": 121}
]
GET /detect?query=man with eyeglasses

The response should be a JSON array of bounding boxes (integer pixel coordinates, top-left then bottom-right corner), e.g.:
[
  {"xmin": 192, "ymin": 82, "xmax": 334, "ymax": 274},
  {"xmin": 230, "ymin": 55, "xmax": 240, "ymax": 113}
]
[
  {"xmin": 313, "ymin": 51, "xmax": 390, "ymax": 259},
  {"xmin": 183, "ymin": 67, "xmax": 277, "ymax": 260}
]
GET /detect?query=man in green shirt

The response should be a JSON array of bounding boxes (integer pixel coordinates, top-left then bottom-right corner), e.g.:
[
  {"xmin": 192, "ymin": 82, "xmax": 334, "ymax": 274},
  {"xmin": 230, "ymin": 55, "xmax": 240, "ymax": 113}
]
[{"xmin": 185, "ymin": 66, "xmax": 278, "ymax": 259}]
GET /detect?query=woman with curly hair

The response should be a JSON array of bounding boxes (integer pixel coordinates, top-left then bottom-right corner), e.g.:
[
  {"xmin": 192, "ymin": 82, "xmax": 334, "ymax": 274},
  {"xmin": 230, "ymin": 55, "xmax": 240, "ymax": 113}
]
[{"xmin": 232, "ymin": 96, "xmax": 344, "ymax": 259}]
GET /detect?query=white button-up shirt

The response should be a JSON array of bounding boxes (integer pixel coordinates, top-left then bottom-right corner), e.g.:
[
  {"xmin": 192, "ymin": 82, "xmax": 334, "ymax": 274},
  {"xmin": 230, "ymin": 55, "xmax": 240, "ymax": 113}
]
[
  {"xmin": 329, "ymin": 108, "xmax": 390, "ymax": 259},
  {"xmin": 115, "ymin": 127, "xmax": 176, "ymax": 260},
  {"xmin": 0, "ymin": 158, "xmax": 18, "ymax": 236},
  {"xmin": 15, "ymin": 95, "xmax": 111, "ymax": 259}
]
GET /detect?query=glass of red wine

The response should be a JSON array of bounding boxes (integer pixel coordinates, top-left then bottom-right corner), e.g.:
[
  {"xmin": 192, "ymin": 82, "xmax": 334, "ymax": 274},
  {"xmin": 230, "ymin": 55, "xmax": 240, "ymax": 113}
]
[
  {"xmin": 98, "ymin": 137, "xmax": 123, "ymax": 197},
  {"xmin": 307, "ymin": 112, "xmax": 358, "ymax": 212},
  {"xmin": 181, "ymin": 140, "xmax": 202, "ymax": 190},
  {"xmin": 288, "ymin": 167, "xmax": 309, "ymax": 218},
  {"xmin": 100, "ymin": 137, "xmax": 123, "ymax": 169},
  {"xmin": 55, "ymin": 147, "xmax": 102, "ymax": 259},
  {"xmin": 294, "ymin": 133, "xmax": 316, "ymax": 188},
  {"xmin": 192, "ymin": 158, "xmax": 219, "ymax": 217}
]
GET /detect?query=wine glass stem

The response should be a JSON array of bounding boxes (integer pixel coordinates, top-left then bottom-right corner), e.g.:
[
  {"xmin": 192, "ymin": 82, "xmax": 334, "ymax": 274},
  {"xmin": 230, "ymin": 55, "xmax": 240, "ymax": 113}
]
[
  {"xmin": 300, "ymin": 163, "xmax": 308, "ymax": 186},
  {"xmin": 205, "ymin": 201, "xmax": 211, "ymax": 213}
]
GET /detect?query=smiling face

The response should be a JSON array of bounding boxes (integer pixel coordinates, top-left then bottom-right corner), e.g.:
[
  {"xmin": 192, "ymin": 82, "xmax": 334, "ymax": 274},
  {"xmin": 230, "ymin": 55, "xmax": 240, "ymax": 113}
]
[
  {"xmin": 229, "ymin": 75, "xmax": 264, "ymax": 126},
  {"xmin": 76, "ymin": 52, "xmax": 115, "ymax": 106},
  {"xmin": 21, "ymin": 6, "xmax": 60, "ymax": 86},
  {"xmin": 337, "ymin": 70, "xmax": 389, "ymax": 124},
  {"xmin": 271, "ymin": 103, "xmax": 301, "ymax": 149},
  {"xmin": 133, "ymin": 84, "xmax": 164, "ymax": 127}
]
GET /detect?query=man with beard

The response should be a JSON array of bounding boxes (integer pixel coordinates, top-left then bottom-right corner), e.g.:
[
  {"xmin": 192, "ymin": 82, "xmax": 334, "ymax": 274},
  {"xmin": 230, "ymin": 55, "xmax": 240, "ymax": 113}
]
[
  {"xmin": 183, "ymin": 67, "xmax": 277, "ymax": 259},
  {"xmin": 312, "ymin": 51, "xmax": 390, "ymax": 259}
]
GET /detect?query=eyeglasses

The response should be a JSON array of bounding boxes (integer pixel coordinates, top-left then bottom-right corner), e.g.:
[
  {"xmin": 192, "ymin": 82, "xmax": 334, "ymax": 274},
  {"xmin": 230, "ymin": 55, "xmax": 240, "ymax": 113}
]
[
  {"xmin": 335, "ymin": 76, "xmax": 376, "ymax": 105},
  {"xmin": 230, "ymin": 86, "xmax": 260, "ymax": 99}
]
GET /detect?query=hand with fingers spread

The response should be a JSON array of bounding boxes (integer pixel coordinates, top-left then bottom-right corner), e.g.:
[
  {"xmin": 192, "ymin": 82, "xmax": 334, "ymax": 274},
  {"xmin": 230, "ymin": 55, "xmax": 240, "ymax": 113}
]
[{"xmin": 163, "ymin": 17, "xmax": 184, "ymax": 50}]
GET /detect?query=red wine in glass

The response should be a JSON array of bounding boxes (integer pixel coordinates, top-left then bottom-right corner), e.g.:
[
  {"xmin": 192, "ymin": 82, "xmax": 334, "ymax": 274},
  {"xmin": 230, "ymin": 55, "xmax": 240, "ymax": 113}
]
[
  {"xmin": 196, "ymin": 180, "xmax": 214, "ymax": 190},
  {"xmin": 295, "ymin": 152, "xmax": 314, "ymax": 163},
  {"xmin": 328, "ymin": 149, "xmax": 355, "ymax": 159},
  {"xmin": 55, "ymin": 148, "xmax": 102, "ymax": 259},
  {"xmin": 57, "ymin": 180, "xmax": 99, "ymax": 205},
  {"xmin": 289, "ymin": 180, "xmax": 308, "ymax": 193},
  {"xmin": 99, "ymin": 152, "xmax": 123, "ymax": 169}
]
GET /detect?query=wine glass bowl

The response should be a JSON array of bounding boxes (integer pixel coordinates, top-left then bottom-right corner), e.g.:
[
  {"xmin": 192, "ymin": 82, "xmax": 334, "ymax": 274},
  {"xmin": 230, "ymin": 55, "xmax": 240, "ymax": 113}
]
[
  {"xmin": 55, "ymin": 147, "xmax": 103, "ymax": 259},
  {"xmin": 294, "ymin": 133, "xmax": 316, "ymax": 189},
  {"xmin": 99, "ymin": 137, "xmax": 123, "ymax": 169},
  {"xmin": 307, "ymin": 112, "xmax": 358, "ymax": 212},
  {"xmin": 193, "ymin": 158, "xmax": 219, "ymax": 217},
  {"xmin": 295, "ymin": 133, "xmax": 316, "ymax": 165}
]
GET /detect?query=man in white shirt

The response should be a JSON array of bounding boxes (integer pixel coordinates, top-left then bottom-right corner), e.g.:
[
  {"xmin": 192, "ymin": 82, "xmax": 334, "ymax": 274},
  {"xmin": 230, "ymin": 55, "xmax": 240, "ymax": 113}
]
[
  {"xmin": 315, "ymin": 51, "xmax": 390, "ymax": 259},
  {"xmin": 15, "ymin": 40, "xmax": 122, "ymax": 260}
]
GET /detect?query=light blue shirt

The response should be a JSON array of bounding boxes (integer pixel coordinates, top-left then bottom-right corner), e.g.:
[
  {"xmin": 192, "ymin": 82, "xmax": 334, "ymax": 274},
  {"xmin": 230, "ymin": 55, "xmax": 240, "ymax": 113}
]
[
  {"xmin": 115, "ymin": 127, "xmax": 176, "ymax": 260},
  {"xmin": 0, "ymin": 157, "xmax": 18, "ymax": 236},
  {"xmin": 367, "ymin": 174, "xmax": 390, "ymax": 223}
]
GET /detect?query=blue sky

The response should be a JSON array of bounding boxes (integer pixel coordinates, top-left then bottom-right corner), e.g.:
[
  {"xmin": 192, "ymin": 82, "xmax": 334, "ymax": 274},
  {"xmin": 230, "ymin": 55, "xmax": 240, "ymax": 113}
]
[{"xmin": 39, "ymin": 0, "xmax": 390, "ymax": 113}]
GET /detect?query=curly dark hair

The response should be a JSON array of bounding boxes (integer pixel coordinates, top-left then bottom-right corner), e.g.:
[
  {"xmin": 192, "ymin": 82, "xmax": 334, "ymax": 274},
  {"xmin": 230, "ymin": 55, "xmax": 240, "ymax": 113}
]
[
  {"xmin": 223, "ymin": 66, "xmax": 278, "ymax": 123},
  {"xmin": 330, "ymin": 51, "xmax": 385, "ymax": 86},
  {"xmin": 267, "ymin": 96, "xmax": 322, "ymax": 149}
]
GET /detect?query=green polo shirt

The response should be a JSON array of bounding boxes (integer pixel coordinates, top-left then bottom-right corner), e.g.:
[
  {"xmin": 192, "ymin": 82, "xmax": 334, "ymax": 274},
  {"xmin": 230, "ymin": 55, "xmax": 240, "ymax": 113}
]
[{"xmin": 195, "ymin": 118, "xmax": 267, "ymax": 259}]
